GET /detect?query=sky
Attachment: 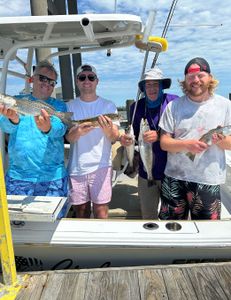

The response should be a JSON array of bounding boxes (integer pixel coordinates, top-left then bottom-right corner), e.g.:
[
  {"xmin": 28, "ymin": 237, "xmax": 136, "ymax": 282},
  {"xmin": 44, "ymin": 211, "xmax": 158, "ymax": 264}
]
[{"xmin": 0, "ymin": 0, "xmax": 231, "ymax": 107}]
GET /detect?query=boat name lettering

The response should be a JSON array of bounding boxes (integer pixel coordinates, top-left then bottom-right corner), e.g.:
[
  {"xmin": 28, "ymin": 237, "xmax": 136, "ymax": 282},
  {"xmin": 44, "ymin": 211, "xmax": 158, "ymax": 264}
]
[{"xmin": 14, "ymin": 255, "xmax": 112, "ymax": 271}]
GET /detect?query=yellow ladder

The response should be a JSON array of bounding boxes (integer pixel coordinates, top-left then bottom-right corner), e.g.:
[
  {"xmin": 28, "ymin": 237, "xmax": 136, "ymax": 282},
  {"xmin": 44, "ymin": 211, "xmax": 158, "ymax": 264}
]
[{"xmin": 0, "ymin": 152, "xmax": 26, "ymax": 299}]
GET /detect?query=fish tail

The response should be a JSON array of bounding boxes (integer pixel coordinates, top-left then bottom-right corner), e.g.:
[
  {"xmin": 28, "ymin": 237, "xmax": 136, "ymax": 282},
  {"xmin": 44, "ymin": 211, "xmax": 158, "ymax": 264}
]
[{"xmin": 147, "ymin": 179, "xmax": 154, "ymax": 187}]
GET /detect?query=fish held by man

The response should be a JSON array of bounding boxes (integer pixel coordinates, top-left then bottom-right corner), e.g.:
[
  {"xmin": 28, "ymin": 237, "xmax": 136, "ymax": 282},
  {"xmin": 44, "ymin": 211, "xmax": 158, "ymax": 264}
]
[
  {"xmin": 186, "ymin": 125, "xmax": 231, "ymax": 161},
  {"xmin": 125, "ymin": 124, "xmax": 135, "ymax": 167},
  {"xmin": 123, "ymin": 124, "xmax": 139, "ymax": 178},
  {"xmin": 0, "ymin": 93, "xmax": 73, "ymax": 126},
  {"xmin": 71, "ymin": 113, "xmax": 120, "ymax": 127},
  {"xmin": 138, "ymin": 118, "xmax": 154, "ymax": 186}
]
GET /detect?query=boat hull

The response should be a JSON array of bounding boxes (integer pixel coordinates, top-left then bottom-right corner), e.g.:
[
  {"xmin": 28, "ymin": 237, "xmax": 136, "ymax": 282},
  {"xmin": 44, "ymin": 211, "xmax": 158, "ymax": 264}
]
[
  {"xmin": 14, "ymin": 243, "xmax": 231, "ymax": 272},
  {"xmin": 10, "ymin": 219, "xmax": 231, "ymax": 271}
]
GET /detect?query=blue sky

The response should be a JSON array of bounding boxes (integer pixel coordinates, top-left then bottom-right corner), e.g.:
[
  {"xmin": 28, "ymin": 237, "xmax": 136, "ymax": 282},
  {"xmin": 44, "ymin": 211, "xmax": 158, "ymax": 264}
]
[{"xmin": 0, "ymin": 0, "xmax": 231, "ymax": 107}]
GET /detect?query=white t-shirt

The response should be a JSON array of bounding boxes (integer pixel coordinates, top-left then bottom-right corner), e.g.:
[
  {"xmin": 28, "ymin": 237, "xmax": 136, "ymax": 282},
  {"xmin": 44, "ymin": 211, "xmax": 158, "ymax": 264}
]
[
  {"xmin": 67, "ymin": 96, "xmax": 119, "ymax": 176},
  {"xmin": 159, "ymin": 94, "xmax": 231, "ymax": 185}
]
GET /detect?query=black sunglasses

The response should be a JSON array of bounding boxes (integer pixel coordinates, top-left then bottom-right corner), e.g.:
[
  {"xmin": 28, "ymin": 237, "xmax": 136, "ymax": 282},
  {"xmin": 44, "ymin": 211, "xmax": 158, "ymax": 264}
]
[
  {"xmin": 36, "ymin": 74, "xmax": 57, "ymax": 87},
  {"xmin": 78, "ymin": 74, "xmax": 97, "ymax": 82}
]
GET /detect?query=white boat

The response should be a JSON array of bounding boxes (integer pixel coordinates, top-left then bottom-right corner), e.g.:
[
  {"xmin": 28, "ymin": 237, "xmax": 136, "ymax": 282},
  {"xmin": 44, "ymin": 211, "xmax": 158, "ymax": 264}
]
[{"xmin": 1, "ymin": 13, "xmax": 231, "ymax": 272}]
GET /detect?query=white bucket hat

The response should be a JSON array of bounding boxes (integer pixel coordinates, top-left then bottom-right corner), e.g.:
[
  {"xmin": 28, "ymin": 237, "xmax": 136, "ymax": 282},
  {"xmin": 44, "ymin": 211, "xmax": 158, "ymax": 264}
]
[{"xmin": 138, "ymin": 67, "xmax": 171, "ymax": 91}]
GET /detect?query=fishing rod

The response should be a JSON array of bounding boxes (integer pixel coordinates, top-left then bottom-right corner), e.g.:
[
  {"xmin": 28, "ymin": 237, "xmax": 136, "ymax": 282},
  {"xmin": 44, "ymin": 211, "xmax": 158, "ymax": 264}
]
[
  {"xmin": 129, "ymin": 10, "xmax": 156, "ymax": 125},
  {"xmin": 151, "ymin": 0, "xmax": 178, "ymax": 68},
  {"xmin": 130, "ymin": 0, "xmax": 178, "ymax": 126}
]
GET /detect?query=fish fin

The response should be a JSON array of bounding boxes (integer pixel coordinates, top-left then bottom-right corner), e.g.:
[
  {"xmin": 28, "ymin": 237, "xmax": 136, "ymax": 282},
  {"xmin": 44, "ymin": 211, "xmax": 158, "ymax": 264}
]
[
  {"xmin": 186, "ymin": 152, "xmax": 195, "ymax": 161},
  {"xmin": 36, "ymin": 99, "xmax": 57, "ymax": 110}
]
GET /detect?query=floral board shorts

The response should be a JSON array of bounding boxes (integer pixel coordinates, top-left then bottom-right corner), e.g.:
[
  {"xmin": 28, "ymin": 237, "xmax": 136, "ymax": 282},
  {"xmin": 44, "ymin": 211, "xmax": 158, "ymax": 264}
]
[{"xmin": 159, "ymin": 175, "xmax": 221, "ymax": 220}]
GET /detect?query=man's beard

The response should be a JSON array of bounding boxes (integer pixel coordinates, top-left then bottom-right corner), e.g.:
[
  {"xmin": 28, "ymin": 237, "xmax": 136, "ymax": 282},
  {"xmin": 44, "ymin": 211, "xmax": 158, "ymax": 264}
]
[{"xmin": 186, "ymin": 81, "xmax": 210, "ymax": 98}]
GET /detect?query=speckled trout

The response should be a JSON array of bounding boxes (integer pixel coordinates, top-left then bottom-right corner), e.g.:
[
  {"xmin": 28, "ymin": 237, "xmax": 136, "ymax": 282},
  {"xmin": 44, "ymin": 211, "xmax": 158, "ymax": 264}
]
[
  {"xmin": 186, "ymin": 125, "xmax": 231, "ymax": 161},
  {"xmin": 0, "ymin": 93, "xmax": 73, "ymax": 126},
  {"xmin": 138, "ymin": 118, "xmax": 154, "ymax": 186},
  {"xmin": 125, "ymin": 124, "xmax": 135, "ymax": 167},
  {"xmin": 72, "ymin": 113, "xmax": 120, "ymax": 127}
]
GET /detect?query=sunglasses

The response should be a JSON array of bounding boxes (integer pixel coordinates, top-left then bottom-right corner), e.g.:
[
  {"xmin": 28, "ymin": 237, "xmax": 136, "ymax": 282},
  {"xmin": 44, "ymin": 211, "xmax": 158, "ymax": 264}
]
[
  {"xmin": 78, "ymin": 74, "xmax": 97, "ymax": 82},
  {"xmin": 36, "ymin": 74, "xmax": 57, "ymax": 87}
]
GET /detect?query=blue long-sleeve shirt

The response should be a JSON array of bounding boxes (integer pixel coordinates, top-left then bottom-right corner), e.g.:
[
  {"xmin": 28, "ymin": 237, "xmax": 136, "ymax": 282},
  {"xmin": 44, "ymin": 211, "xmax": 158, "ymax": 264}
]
[{"xmin": 0, "ymin": 94, "xmax": 68, "ymax": 182}]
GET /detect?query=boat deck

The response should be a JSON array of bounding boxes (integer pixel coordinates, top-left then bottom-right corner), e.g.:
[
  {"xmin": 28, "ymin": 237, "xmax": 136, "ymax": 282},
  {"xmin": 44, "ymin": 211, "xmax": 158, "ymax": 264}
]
[
  {"xmin": 109, "ymin": 173, "xmax": 141, "ymax": 219},
  {"xmin": 14, "ymin": 261, "xmax": 231, "ymax": 299}
]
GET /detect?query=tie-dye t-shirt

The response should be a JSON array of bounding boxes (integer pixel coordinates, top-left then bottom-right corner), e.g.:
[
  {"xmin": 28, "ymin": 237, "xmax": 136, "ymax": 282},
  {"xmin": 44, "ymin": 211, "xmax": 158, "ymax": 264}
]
[{"xmin": 159, "ymin": 94, "xmax": 231, "ymax": 185}]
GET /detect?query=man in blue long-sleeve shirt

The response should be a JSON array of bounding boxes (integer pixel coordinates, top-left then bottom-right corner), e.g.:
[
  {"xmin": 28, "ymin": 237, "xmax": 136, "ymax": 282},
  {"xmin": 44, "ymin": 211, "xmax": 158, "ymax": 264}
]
[{"xmin": 0, "ymin": 60, "xmax": 68, "ymax": 199}]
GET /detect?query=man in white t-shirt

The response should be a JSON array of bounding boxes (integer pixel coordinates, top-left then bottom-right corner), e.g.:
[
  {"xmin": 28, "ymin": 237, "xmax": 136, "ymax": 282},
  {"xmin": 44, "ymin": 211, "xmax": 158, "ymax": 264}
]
[
  {"xmin": 158, "ymin": 57, "xmax": 231, "ymax": 220},
  {"xmin": 66, "ymin": 64, "xmax": 119, "ymax": 219}
]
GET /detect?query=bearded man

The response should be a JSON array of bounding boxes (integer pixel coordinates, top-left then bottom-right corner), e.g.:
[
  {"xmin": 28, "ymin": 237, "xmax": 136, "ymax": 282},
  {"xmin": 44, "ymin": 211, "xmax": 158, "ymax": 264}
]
[{"xmin": 158, "ymin": 57, "xmax": 231, "ymax": 220}]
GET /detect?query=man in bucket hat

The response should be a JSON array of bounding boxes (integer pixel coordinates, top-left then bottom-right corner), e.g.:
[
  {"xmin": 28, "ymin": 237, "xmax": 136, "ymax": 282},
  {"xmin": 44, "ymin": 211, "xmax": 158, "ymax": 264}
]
[
  {"xmin": 120, "ymin": 67, "xmax": 178, "ymax": 219},
  {"xmin": 159, "ymin": 57, "xmax": 231, "ymax": 220}
]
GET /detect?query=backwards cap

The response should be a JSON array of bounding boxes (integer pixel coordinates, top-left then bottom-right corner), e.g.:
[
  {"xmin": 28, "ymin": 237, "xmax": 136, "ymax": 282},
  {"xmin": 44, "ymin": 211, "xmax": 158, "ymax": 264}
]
[
  {"xmin": 76, "ymin": 64, "xmax": 97, "ymax": 77},
  {"xmin": 184, "ymin": 57, "xmax": 211, "ymax": 75}
]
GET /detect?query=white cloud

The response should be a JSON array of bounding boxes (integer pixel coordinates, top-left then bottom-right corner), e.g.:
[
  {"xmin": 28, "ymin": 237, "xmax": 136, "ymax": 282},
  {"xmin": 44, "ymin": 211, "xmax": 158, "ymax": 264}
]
[{"xmin": 0, "ymin": 0, "xmax": 30, "ymax": 16}]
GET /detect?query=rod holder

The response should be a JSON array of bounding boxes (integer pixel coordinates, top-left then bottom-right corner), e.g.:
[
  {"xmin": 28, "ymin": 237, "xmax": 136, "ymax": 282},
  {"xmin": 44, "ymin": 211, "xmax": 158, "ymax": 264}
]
[{"xmin": 80, "ymin": 18, "xmax": 95, "ymax": 42}]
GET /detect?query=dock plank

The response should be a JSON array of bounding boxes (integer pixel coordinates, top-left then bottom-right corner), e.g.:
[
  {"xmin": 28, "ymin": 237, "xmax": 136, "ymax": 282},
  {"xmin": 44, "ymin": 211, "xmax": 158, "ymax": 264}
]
[
  {"xmin": 137, "ymin": 269, "xmax": 168, "ymax": 300},
  {"xmin": 14, "ymin": 262, "xmax": 231, "ymax": 300},
  {"xmin": 16, "ymin": 273, "xmax": 48, "ymax": 300},
  {"xmin": 212, "ymin": 265, "xmax": 231, "ymax": 297},
  {"xmin": 85, "ymin": 269, "xmax": 140, "ymax": 300},
  {"xmin": 40, "ymin": 272, "xmax": 89, "ymax": 300},
  {"xmin": 183, "ymin": 265, "xmax": 229, "ymax": 300},
  {"xmin": 161, "ymin": 268, "xmax": 197, "ymax": 299}
]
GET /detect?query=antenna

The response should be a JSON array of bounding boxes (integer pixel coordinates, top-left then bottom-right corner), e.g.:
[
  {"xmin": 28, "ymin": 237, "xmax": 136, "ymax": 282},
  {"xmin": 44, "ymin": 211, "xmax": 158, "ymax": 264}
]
[
  {"xmin": 114, "ymin": 0, "xmax": 117, "ymax": 13},
  {"xmin": 151, "ymin": 0, "xmax": 178, "ymax": 68}
]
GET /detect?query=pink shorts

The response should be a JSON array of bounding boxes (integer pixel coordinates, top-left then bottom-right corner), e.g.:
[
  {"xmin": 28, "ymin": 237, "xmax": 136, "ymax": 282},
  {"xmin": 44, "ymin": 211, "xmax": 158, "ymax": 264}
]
[{"xmin": 69, "ymin": 167, "xmax": 112, "ymax": 205}]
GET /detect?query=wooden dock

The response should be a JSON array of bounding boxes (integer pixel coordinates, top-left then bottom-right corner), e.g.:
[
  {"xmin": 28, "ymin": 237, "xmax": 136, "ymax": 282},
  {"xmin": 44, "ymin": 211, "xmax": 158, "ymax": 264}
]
[{"xmin": 15, "ymin": 261, "xmax": 231, "ymax": 299}]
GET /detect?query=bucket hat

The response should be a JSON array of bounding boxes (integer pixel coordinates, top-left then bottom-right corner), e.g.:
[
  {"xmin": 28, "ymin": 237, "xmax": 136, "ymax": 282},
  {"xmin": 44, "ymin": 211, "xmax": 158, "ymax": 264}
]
[{"xmin": 138, "ymin": 67, "xmax": 171, "ymax": 91}]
